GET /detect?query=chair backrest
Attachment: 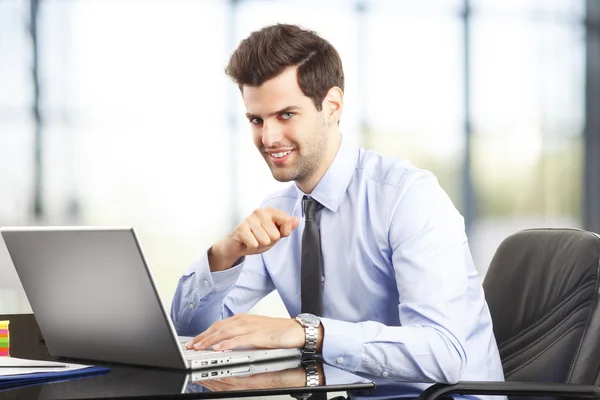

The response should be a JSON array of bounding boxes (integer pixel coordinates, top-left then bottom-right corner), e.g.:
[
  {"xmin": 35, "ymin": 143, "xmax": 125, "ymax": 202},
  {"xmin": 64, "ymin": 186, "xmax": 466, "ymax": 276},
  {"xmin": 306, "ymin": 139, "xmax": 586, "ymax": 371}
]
[{"xmin": 483, "ymin": 228, "xmax": 600, "ymax": 386}]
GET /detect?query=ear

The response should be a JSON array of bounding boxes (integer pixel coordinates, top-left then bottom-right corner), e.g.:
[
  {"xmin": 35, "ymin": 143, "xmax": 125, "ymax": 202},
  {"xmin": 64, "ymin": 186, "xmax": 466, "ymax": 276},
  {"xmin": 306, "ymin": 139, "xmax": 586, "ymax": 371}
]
[{"xmin": 321, "ymin": 86, "xmax": 343, "ymax": 126}]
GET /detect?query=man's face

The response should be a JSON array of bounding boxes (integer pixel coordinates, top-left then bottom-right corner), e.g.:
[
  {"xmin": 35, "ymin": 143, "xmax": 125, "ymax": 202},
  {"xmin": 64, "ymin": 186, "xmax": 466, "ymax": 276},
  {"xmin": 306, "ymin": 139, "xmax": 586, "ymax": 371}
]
[{"xmin": 242, "ymin": 67, "xmax": 329, "ymax": 185}]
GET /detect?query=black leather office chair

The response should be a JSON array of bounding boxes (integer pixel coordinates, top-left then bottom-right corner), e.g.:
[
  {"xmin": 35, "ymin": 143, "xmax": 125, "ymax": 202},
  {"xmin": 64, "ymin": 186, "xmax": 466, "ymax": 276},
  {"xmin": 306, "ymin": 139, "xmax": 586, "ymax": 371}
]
[{"xmin": 418, "ymin": 228, "xmax": 600, "ymax": 400}]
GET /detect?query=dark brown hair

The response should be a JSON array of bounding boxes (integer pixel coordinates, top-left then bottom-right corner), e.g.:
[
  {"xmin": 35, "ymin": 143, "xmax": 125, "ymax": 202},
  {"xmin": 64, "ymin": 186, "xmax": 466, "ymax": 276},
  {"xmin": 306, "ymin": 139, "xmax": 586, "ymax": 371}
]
[{"xmin": 225, "ymin": 24, "xmax": 344, "ymax": 111}]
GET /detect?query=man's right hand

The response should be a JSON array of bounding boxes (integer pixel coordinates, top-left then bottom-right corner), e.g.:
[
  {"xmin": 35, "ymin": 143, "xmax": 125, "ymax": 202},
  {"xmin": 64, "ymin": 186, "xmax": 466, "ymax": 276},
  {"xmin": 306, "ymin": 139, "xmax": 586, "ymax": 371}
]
[{"xmin": 208, "ymin": 207, "xmax": 299, "ymax": 272}]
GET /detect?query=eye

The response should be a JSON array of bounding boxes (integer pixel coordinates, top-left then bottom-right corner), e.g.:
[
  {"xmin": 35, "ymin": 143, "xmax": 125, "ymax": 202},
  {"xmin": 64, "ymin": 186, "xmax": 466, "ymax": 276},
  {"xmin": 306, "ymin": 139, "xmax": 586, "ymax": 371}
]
[
  {"xmin": 280, "ymin": 112, "xmax": 294, "ymax": 120},
  {"xmin": 249, "ymin": 117, "xmax": 262, "ymax": 125}
]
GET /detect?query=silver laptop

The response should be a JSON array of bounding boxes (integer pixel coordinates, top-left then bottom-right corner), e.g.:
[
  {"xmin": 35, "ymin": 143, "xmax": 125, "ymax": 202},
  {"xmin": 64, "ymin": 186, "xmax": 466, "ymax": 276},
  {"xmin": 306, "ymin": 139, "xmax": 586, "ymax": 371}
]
[{"xmin": 0, "ymin": 226, "xmax": 300, "ymax": 369}]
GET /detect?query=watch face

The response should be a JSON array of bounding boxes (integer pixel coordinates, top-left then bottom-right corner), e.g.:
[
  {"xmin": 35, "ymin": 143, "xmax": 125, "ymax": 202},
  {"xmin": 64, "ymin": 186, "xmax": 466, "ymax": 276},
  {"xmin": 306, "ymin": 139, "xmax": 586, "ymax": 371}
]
[{"xmin": 298, "ymin": 313, "xmax": 320, "ymax": 326}]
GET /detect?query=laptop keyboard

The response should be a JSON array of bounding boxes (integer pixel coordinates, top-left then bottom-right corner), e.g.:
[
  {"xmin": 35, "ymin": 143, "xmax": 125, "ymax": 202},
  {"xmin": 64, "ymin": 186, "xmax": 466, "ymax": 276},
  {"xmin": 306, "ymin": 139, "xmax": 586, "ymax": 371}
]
[
  {"xmin": 177, "ymin": 337, "xmax": 233, "ymax": 358},
  {"xmin": 181, "ymin": 345, "xmax": 231, "ymax": 358},
  {"xmin": 181, "ymin": 345, "xmax": 212, "ymax": 354}
]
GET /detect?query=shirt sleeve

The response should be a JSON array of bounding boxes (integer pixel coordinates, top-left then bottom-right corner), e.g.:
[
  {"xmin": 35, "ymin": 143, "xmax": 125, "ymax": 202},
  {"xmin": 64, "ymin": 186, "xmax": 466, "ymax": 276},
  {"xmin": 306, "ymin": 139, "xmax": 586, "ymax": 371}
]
[
  {"xmin": 170, "ymin": 249, "xmax": 275, "ymax": 336},
  {"xmin": 321, "ymin": 172, "xmax": 469, "ymax": 384}
]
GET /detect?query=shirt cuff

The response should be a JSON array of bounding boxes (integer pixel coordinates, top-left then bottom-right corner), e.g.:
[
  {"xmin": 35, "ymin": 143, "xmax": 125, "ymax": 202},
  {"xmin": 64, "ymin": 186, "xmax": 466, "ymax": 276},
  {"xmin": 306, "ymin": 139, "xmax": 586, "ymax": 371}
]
[
  {"xmin": 211, "ymin": 262, "xmax": 244, "ymax": 291},
  {"xmin": 321, "ymin": 363, "xmax": 364, "ymax": 385},
  {"xmin": 320, "ymin": 317, "xmax": 362, "ymax": 372},
  {"xmin": 184, "ymin": 250, "xmax": 245, "ymax": 292}
]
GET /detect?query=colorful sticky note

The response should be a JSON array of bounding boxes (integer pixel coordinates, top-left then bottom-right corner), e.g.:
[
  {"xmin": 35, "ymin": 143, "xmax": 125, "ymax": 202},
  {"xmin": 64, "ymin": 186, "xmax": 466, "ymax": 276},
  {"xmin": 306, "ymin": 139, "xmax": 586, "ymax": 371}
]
[{"xmin": 0, "ymin": 320, "xmax": 9, "ymax": 357}]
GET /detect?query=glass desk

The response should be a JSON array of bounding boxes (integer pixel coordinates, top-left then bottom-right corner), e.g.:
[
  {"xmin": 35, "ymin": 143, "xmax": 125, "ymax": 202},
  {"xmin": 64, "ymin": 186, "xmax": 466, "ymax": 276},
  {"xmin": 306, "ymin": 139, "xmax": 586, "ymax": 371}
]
[
  {"xmin": 0, "ymin": 314, "xmax": 433, "ymax": 399},
  {"xmin": 0, "ymin": 358, "xmax": 376, "ymax": 400}
]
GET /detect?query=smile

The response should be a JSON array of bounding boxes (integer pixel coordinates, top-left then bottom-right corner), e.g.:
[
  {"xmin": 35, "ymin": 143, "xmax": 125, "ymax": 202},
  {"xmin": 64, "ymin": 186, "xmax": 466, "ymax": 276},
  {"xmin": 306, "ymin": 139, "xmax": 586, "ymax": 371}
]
[
  {"xmin": 270, "ymin": 150, "xmax": 292, "ymax": 158},
  {"xmin": 267, "ymin": 149, "xmax": 294, "ymax": 165}
]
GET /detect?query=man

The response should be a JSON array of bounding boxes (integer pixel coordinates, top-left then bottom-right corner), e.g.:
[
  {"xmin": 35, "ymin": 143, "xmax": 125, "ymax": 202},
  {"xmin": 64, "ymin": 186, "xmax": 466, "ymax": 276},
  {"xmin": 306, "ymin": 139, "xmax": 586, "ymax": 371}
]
[{"xmin": 171, "ymin": 23, "xmax": 504, "ymax": 390}]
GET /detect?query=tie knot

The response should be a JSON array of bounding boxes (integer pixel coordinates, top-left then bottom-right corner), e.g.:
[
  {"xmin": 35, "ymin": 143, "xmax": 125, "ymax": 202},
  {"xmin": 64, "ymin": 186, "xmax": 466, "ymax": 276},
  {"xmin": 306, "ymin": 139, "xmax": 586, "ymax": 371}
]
[{"xmin": 302, "ymin": 196, "xmax": 320, "ymax": 221}]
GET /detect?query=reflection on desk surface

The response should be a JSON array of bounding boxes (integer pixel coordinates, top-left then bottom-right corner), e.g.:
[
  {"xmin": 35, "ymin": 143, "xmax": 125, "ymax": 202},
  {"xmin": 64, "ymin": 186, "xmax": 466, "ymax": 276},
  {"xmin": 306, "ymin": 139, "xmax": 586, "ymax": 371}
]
[{"xmin": 0, "ymin": 358, "xmax": 375, "ymax": 400}]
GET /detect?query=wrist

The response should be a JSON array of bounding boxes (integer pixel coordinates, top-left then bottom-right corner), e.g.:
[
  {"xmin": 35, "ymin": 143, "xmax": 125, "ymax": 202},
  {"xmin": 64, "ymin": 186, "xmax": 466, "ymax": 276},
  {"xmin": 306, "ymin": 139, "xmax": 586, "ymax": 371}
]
[
  {"xmin": 208, "ymin": 241, "xmax": 242, "ymax": 272},
  {"xmin": 292, "ymin": 319, "xmax": 307, "ymax": 348}
]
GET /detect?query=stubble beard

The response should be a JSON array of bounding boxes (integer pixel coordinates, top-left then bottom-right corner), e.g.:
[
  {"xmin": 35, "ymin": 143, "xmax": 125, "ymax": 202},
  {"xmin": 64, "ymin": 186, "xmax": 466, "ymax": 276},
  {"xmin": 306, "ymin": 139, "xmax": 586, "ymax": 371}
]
[{"xmin": 267, "ymin": 120, "xmax": 328, "ymax": 184}]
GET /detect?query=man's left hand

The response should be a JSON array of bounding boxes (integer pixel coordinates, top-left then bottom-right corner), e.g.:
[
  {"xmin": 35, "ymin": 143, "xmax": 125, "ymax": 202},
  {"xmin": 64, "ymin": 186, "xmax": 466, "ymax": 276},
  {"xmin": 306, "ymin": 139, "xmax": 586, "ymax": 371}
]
[{"xmin": 185, "ymin": 313, "xmax": 305, "ymax": 351}]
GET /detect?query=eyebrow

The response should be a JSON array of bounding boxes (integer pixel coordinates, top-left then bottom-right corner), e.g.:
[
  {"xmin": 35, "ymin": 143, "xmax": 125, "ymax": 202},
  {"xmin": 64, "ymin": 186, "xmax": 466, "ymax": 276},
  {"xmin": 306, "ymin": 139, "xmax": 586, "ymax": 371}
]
[{"xmin": 245, "ymin": 106, "xmax": 301, "ymax": 120}]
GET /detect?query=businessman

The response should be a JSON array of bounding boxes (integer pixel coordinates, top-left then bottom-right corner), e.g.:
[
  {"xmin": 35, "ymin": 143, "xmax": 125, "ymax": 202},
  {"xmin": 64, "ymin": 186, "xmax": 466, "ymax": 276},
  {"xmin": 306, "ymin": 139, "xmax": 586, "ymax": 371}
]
[{"xmin": 171, "ymin": 23, "xmax": 504, "ymax": 390}]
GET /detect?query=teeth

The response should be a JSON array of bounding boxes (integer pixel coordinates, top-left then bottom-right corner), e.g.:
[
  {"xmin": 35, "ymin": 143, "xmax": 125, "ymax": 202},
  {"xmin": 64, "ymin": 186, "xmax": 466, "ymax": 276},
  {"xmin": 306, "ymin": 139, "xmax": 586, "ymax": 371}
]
[{"xmin": 271, "ymin": 150, "xmax": 291, "ymax": 158}]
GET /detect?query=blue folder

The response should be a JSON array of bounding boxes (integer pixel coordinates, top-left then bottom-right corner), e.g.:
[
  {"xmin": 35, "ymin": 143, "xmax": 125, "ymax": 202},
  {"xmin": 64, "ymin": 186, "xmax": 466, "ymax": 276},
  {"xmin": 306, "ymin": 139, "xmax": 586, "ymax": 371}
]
[{"xmin": 0, "ymin": 365, "xmax": 110, "ymax": 389}]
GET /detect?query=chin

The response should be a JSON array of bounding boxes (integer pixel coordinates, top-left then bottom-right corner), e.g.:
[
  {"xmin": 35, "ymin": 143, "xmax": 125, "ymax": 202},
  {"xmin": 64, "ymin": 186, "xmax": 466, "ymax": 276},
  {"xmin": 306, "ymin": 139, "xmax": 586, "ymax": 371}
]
[
  {"xmin": 268, "ymin": 166, "xmax": 297, "ymax": 183},
  {"xmin": 271, "ymin": 172, "xmax": 296, "ymax": 183}
]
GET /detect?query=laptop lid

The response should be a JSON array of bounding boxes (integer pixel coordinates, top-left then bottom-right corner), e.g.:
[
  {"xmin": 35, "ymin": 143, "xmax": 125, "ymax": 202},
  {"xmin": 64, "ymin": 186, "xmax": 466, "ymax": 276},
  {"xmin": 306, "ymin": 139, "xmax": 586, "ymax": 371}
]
[{"xmin": 1, "ymin": 226, "xmax": 188, "ymax": 369}]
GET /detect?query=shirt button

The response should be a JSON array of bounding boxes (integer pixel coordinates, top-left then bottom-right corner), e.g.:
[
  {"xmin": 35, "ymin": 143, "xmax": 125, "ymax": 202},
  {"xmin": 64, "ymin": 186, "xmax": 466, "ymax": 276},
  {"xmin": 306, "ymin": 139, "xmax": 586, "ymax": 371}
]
[
  {"xmin": 382, "ymin": 371, "xmax": 389, "ymax": 377},
  {"xmin": 336, "ymin": 357, "xmax": 344, "ymax": 364},
  {"xmin": 189, "ymin": 303, "xmax": 195, "ymax": 310},
  {"xmin": 204, "ymin": 279, "xmax": 210, "ymax": 286}
]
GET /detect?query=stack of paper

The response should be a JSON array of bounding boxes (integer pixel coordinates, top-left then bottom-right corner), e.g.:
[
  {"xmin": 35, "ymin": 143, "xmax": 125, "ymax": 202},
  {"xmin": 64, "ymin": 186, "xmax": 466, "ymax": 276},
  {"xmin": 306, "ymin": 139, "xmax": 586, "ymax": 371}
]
[{"xmin": 0, "ymin": 357, "xmax": 109, "ymax": 389}]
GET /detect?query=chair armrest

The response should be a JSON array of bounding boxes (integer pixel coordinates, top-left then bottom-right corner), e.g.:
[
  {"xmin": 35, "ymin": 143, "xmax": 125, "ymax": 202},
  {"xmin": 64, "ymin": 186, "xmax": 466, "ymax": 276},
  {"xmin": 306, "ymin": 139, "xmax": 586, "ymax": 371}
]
[{"xmin": 417, "ymin": 381, "xmax": 600, "ymax": 400}]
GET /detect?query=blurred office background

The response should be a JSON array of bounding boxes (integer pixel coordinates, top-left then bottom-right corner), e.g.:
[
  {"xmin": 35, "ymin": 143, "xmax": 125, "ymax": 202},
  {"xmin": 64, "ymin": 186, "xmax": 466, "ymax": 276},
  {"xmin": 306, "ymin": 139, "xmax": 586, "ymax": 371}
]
[{"xmin": 1, "ymin": 0, "xmax": 599, "ymax": 315}]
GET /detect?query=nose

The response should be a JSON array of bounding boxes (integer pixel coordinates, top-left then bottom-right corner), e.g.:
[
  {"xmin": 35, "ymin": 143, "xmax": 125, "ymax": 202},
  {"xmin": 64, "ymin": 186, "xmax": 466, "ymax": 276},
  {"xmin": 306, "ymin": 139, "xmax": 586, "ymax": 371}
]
[{"xmin": 261, "ymin": 120, "xmax": 284, "ymax": 148}]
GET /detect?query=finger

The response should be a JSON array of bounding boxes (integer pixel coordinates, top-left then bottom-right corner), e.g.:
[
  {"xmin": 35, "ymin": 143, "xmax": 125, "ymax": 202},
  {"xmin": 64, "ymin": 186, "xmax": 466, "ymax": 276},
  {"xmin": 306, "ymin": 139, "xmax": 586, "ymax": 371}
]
[
  {"xmin": 234, "ymin": 224, "xmax": 259, "ymax": 249},
  {"xmin": 190, "ymin": 328, "xmax": 223, "ymax": 349},
  {"xmin": 187, "ymin": 316, "xmax": 234, "ymax": 348},
  {"xmin": 199, "ymin": 381, "xmax": 227, "ymax": 392},
  {"xmin": 278, "ymin": 218, "xmax": 293, "ymax": 237},
  {"xmin": 213, "ymin": 377, "xmax": 240, "ymax": 386},
  {"xmin": 186, "ymin": 332, "xmax": 208, "ymax": 349},
  {"xmin": 248, "ymin": 224, "xmax": 272, "ymax": 247},
  {"xmin": 268, "ymin": 208, "xmax": 297, "ymax": 228},
  {"xmin": 247, "ymin": 213, "xmax": 275, "ymax": 245},
  {"xmin": 195, "ymin": 324, "xmax": 249, "ymax": 350},
  {"xmin": 187, "ymin": 328, "xmax": 214, "ymax": 349},
  {"xmin": 187, "ymin": 313, "xmax": 250, "ymax": 349},
  {"xmin": 209, "ymin": 378, "xmax": 235, "ymax": 386},
  {"xmin": 255, "ymin": 210, "xmax": 282, "ymax": 242},
  {"xmin": 291, "ymin": 216, "xmax": 300, "ymax": 230},
  {"xmin": 216, "ymin": 377, "xmax": 237, "ymax": 384}
]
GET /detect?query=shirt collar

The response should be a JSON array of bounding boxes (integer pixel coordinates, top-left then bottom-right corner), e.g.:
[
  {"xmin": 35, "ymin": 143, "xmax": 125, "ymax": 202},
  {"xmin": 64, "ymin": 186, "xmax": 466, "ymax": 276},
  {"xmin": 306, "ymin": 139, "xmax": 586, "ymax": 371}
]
[{"xmin": 295, "ymin": 135, "xmax": 359, "ymax": 213}]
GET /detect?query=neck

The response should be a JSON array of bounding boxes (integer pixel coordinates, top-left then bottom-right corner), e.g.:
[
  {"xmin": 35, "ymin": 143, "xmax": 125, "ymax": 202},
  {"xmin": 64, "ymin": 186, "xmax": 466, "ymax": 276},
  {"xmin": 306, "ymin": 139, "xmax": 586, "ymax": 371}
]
[{"xmin": 296, "ymin": 129, "xmax": 342, "ymax": 194}]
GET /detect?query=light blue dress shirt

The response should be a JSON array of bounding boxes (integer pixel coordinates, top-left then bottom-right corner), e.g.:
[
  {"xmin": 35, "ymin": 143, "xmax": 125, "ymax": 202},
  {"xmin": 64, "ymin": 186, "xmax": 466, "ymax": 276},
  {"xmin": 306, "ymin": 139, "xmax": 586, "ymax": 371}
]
[{"xmin": 171, "ymin": 137, "xmax": 504, "ymax": 395}]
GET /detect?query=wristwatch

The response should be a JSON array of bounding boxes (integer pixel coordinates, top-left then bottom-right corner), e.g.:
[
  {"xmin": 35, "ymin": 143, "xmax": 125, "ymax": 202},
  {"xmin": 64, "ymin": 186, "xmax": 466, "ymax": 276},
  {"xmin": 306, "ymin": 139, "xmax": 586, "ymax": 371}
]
[
  {"xmin": 295, "ymin": 313, "xmax": 321, "ymax": 354},
  {"xmin": 302, "ymin": 359, "xmax": 320, "ymax": 387}
]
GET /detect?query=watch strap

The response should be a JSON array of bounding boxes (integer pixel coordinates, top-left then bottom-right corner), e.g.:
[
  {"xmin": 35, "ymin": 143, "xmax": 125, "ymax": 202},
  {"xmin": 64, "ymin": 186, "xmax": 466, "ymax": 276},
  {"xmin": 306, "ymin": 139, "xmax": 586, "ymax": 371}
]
[
  {"xmin": 303, "ymin": 323, "xmax": 318, "ymax": 353},
  {"xmin": 303, "ymin": 359, "xmax": 319, "ymax": 387}
]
